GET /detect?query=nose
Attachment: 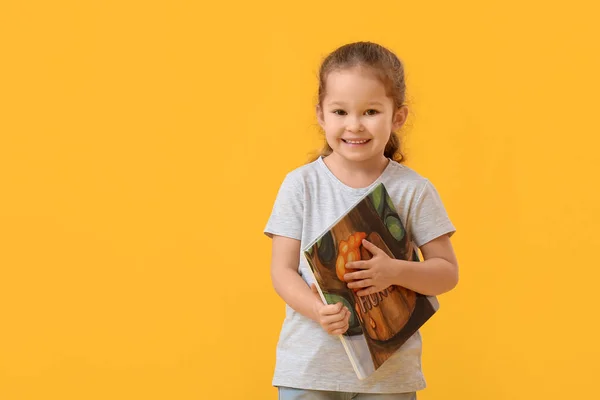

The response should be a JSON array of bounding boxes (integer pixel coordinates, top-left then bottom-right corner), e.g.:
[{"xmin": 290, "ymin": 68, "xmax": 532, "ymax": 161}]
[{"xmin": 346, "ymin": 115, "xmax": 363, "ymax": 132}]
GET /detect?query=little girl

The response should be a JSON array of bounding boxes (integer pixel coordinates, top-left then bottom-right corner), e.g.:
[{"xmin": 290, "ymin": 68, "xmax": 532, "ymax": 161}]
[{"xmin": 264, "ymin": 41, "xmax": 459, "ymax": 400}]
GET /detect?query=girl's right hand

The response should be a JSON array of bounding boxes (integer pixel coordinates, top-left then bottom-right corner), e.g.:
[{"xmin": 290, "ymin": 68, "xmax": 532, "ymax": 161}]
[{"xmin": 310, "ymin": 284, "xmax": 351, "ymax": 336}]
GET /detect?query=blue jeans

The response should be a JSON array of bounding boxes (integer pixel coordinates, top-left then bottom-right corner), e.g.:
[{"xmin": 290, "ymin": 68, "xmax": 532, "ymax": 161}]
[{"xmin": 278, "ymin": 386, "xmax": 417, "ymax": 400}]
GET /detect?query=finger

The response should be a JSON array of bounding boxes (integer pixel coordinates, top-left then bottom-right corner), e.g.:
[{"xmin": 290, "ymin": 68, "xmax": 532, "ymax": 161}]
[
  {"xmin": 330, "ymin": 324, "xmax": 349, "ymax": 335},
  {"xmin": 361, "ymin": 239, "xmax": 381, "ymax": 253},
  {"xmin": 321, "ymin": 307, "xmax": 349, "ymax": 324},
  {"xmin": 335, "ymin": 315, "xmax": 351, "ymax": 335},
  {"xmin": 326, "ymin": 302, "xmax": 344, "ymax": 315},
  {"xmin": 321, "ymin": 312, "xmax": 346, "ymax": 326},
  {"xmin": 343, "ymin": 270, "xmax": 370, "ymax": 281},
  {"xmin": 328, "ymin": 323, "xmax": 349, "ymax": 335},
  {"xmin": 328, "ymin": 318, "xmax": 350, "ymax": 334},
  {"xmin": 347, "ymin": 279, "xmax": 373, "ymax": 290},
  {"xmin": 320, "ymin": 302, "xmax": 344, "ymax": 316},
  {"xmin": 329, "ymin": 325, "xmax": 349, "ymax": 336},
  {"xmin": 334, "ymin": 311, "xmax": 351, "ymax": 335},
  {"xmin": 345, "ymin": 260, "xmax": 369, "ymax": 270},
  {"xmin": 328, "ymin": 316, "xmax": 349, "ymax": 331}
]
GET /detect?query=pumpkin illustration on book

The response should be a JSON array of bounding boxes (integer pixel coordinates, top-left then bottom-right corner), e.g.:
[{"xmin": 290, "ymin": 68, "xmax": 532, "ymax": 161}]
[
  {"xmin": 335, "ymin": 231, "xmax": 367, "ymax": 283},
  {"xmin": 310, "ymin": 231, "xmax": 348, "ymax": 293}
]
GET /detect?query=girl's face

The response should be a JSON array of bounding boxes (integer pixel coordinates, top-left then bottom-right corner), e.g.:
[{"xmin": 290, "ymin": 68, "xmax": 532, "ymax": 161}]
[{"xmin": 317, "ymin": 67, "xmax": 407, "ymax": 165}]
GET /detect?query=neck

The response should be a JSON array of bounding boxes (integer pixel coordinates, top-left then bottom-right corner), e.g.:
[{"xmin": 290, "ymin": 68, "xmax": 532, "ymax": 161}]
[
  {"xmin": 331, "ymin": 153, "xmax": 390, "ymax": 173},
  {"xmin": 323, "ymin": 154, "xmax": 390, "ymax": 189}
]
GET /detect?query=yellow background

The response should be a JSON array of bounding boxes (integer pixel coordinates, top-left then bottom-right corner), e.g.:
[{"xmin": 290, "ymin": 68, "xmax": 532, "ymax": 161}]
[{"xmin": 1, "ymin": 1, "xmax": 599, "ymax": 399}]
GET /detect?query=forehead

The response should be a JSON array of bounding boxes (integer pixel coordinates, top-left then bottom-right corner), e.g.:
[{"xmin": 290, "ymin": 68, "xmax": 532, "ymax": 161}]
[{"xmin": 323, "ymin": 67, "xmax": 390, "ymax": 104}]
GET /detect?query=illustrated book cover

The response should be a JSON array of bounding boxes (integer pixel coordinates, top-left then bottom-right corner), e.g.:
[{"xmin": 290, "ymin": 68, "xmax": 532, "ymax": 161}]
[{"xmin": 303, "ymin": 182, "xmax": 439, "ymax": 380}]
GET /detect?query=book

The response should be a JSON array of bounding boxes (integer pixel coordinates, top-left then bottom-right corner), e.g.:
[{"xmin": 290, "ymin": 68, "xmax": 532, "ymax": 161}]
[{"xmin": 303, "ymin": 182, "xmax": 439, "ymax": 380}]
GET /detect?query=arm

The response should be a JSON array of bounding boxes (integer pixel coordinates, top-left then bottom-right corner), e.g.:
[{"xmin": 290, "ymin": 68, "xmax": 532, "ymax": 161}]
[
  {"xmin": 270, "ymin": 234, "xmax": 350, "ymax": 335},
  {"xmin": 391, "ymin": 234, "xmax": 459, "ymax": 296},
  {"xmin": 270, "ymin": 235, "xmax": 321, "ymax": 321}
]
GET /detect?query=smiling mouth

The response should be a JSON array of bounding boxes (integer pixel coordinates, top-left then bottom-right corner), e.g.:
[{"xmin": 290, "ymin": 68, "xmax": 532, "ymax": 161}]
[{"xmin": 342, "ymin": 139, "xmax": 371, "ymax": 145}]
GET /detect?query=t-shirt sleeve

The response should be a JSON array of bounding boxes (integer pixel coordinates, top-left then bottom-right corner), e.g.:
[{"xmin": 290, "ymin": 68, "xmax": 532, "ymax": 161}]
[
  {"xmin": 408, "ymin": 179, "xmax": 456, "ymax": 247},
  {"xmin": 263, "ymin": 173, "xmax": 304, "ymax": 241}
]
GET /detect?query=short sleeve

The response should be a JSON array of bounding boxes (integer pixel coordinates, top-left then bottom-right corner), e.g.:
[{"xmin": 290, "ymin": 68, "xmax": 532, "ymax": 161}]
[
  {"xmin": 408, "ymin": 180, "xmax": 456, "ymax": 247},
  {"xmin": 263, "ymin": 173, "xmax": 304, "ymax": 241}
]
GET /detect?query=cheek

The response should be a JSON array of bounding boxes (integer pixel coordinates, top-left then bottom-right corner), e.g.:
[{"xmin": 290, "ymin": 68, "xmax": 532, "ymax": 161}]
[
  {"xmin": 369, "ymin": 117, "xmax": 392, "ymax": 134},
  {"xmin": 323, "ymin": 117, "xmax": 344, "ymax": 133}
]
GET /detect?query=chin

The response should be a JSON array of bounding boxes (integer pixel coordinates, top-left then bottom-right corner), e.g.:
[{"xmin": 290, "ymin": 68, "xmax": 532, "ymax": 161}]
[{"xmin": 336, "ymin": 150, "xmax": 379, "ymax": 163}]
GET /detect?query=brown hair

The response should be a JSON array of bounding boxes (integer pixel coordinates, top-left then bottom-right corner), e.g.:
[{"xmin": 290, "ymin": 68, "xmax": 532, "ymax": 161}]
[{"xmin": 311, "ymin": 41, "xmax": 408, "ymax": 163}]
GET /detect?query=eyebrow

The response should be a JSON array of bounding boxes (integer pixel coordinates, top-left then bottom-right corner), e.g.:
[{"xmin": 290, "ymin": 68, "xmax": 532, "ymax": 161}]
[{"xmin": 327, "ymin": 101, "xmax": 385, "ymax": 107}]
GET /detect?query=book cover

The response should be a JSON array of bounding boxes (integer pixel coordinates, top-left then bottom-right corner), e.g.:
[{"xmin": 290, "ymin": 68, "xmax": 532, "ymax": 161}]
[{"xmin": 303, "ymin": 182, "xmax": 439, "ymax": 380}]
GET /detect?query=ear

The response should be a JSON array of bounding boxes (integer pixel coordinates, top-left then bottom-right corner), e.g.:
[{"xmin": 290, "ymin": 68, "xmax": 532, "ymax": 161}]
[
  {"xmin": 392, "ymin": 105, "xmax": 409, "ymax": 131},
  {"xmin": 316, "ymin": 104, "xmax": 325, "ymax": 129}
]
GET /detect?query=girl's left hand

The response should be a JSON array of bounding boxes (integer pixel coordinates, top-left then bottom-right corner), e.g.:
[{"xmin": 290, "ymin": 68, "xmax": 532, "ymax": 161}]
[{"xmin": 343, "ymin": 239, "xmax": 400, "ymax": 296}]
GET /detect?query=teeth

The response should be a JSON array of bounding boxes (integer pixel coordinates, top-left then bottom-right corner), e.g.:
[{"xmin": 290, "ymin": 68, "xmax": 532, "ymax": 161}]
[{"xmin": 345, "ymin": 139, "xmax": 369, "ymax": 144}]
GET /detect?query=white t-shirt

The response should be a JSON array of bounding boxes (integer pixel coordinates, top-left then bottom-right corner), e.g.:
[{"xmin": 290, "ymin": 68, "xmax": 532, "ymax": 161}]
[{"xmin": 264, "ymin": 156, "xmax": 456, "ymax": 393}]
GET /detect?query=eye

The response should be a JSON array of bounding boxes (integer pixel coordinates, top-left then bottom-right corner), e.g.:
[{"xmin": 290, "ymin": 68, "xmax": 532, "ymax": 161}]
[
  {"xmin": 365, "ymin": 109, "xmax": 379, "ymax": 116},
  {"xmin": 332, "ymin": 109, "xmax": 347, "ymax": 116}
]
